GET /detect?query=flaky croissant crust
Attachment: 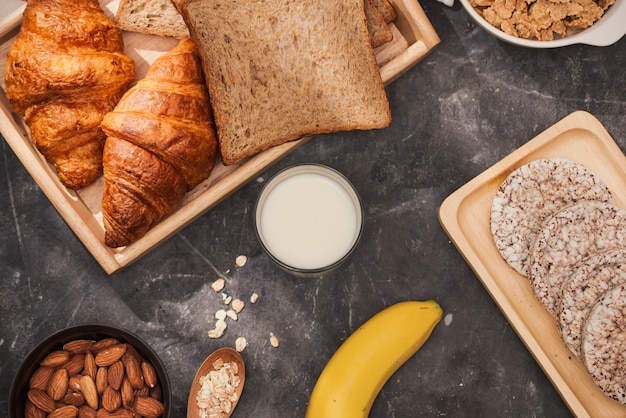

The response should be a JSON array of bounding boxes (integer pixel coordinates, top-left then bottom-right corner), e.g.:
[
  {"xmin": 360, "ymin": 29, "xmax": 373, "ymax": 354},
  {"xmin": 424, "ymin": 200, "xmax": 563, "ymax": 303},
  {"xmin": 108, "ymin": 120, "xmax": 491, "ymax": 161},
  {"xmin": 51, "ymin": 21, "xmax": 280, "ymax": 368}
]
[
  {"xmin": 7, "ymin": 0, "xmax": 135, "ymax": 113},
  {"xmin": 101, "ymin": 38, "xmax": 218, "ymax": 248},
  {"xmin": 5, "ymin": 0, "xmax": 136, "ymax": 189}
]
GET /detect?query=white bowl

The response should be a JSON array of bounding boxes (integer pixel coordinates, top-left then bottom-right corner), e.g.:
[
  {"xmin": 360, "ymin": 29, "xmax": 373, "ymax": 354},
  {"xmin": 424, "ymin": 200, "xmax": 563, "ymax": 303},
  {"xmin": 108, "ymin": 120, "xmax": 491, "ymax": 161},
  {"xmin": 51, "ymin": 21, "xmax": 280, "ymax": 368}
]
[{"xmin": 459, "ymin": 0, "xmax": 626, "ymax": 48}]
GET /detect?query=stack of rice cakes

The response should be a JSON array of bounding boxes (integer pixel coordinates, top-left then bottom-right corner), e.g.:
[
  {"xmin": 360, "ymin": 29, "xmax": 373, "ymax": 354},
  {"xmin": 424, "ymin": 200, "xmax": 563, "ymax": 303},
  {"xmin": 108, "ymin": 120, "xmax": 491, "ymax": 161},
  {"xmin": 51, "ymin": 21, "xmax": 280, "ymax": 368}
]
[{"xmin": 491, "ymin": 157, "xmax": 626, "ymax": 405}]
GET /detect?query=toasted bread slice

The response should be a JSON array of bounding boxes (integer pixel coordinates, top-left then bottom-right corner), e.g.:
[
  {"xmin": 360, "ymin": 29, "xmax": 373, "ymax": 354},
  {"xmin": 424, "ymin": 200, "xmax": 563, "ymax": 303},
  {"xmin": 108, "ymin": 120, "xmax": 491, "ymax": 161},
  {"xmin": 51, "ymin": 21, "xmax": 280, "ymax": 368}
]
[
  {"xmin": 174, "ymin": 0, "xmax": 392, "ymax": 166},
  {"xmin": 116, "ymin": 0, "xmax": 189, "ymax": 38},
  {"xmin": 365, "ymin": 0, "xmax": 393, "ymax": 48},
  {"xmin": 372, "ymin": 0, "xmax": 398, "ymax": 23}
]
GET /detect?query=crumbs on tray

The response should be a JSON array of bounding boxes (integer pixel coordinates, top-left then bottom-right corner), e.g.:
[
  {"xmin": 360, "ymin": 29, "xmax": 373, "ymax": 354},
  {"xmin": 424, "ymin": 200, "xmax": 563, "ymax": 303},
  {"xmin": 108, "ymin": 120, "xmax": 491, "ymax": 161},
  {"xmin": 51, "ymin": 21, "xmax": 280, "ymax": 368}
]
[{"xmin": 469, "ymin": 0, "xmax": 616, "ymax": 41}]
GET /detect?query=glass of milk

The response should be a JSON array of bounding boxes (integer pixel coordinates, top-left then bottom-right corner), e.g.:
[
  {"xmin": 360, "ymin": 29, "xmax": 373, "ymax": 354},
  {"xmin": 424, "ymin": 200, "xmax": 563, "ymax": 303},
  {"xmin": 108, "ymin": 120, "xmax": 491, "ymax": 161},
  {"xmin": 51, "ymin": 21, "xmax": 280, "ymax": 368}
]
[{"xmin": 254, "ymin": 164, "xmax": 364, "ymax": 277}]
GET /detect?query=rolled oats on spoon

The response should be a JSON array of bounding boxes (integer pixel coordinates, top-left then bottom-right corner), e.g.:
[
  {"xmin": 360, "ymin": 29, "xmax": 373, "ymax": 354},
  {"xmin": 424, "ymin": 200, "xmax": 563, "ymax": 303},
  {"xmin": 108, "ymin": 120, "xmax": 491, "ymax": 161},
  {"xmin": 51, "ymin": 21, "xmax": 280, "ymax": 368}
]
[{"xmin": 187, "ymin": 347, "xmax": 245, "ymax": 418}]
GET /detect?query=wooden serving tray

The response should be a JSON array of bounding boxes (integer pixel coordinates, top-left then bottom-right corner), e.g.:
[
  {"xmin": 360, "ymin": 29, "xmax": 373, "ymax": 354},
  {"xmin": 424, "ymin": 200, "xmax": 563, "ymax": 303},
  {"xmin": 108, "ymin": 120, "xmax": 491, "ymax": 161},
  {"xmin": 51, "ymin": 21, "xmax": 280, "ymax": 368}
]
[
  {"xmin": 439, "ymin": 111, "xmax": 626, "ymax": 417},
  {"xmin": 0, "ymin": 0, "xmax": 439, "ymax": 274}
]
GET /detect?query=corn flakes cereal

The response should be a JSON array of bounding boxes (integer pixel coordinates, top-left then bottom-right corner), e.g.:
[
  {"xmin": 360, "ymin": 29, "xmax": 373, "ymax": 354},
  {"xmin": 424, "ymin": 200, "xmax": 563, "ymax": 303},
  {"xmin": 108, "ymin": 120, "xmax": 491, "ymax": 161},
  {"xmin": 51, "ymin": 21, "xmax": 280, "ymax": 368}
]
[{"xmin": 469, "ymin": 0, "xmax": 615, "ymax": 40}]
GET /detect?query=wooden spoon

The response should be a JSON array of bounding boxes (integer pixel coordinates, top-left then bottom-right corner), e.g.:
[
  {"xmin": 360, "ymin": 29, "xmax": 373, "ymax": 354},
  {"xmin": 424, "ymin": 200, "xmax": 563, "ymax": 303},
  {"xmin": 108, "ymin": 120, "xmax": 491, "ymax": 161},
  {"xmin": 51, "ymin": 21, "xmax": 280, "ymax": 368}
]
[{"xmin": 187, "ymin": 347, "xmax": 245, "ymax": 418}]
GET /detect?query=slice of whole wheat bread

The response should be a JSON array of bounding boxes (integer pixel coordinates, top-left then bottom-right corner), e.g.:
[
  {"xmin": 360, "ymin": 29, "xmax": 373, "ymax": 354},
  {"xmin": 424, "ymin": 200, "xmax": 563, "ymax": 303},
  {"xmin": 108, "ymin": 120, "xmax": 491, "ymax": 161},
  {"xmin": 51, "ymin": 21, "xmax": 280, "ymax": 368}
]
[
  {"xmin": 372, "ymin": 0, "xmax": 398, "ymax": 23},
  {"xmin": 365, "ymin": 0, "xmax": 393, "ymax": 48},
  {"xmin": 116, "ymin": 0, "xmax": 189, "ymax": 38},
  {"xmin": 173, "ymin": 0, "xmax": 392, "ymax": 166}
]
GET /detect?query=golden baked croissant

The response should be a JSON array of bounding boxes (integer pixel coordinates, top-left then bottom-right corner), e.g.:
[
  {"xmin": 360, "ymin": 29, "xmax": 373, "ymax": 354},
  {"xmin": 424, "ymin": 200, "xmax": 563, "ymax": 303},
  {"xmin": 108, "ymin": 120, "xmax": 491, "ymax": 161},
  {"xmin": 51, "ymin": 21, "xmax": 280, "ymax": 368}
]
[
  {"xmin": 100, "ymin": 38, "xmax": 218, "ymax": 248},
  {"xmin": 5, "ymin": 0, "xmax": 136, "ymax": 189}
]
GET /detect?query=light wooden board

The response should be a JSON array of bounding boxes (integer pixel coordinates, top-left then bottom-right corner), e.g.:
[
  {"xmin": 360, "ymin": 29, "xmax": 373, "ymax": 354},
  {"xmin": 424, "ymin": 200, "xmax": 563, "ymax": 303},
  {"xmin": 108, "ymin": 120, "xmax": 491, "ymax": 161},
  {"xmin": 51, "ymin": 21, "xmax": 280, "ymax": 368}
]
[
  {"xmin": 0, "ymin": 0, "xmax": 439, "ymax": 274},
  {"xmin": 439, "ymin": 111, "xmax": 626, "ymax": 417}
]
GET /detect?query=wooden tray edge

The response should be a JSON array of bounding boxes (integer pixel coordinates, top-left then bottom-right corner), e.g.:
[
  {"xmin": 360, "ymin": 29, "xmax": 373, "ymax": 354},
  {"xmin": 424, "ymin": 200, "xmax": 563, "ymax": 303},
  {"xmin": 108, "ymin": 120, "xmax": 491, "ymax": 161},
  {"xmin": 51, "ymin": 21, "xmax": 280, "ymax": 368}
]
[
  {"xmin": 0, "ymin": 0, "xmax": 440, "ymax": 274},
  {"xmin": 438, "ymin": 110, "xmax": 626, "ymax": 418}
]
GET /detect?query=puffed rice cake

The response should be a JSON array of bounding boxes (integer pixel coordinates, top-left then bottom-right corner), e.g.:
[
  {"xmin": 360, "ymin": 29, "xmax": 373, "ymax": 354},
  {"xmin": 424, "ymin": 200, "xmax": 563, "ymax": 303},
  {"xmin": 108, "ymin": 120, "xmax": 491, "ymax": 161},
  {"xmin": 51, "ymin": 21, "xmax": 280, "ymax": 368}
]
[
  {"xmin": 491, "ymin": 158, "xmax": 612, "ymax": 276},
  {"xmin": 581, "ymin": 283, "xmax": 626, "ymax": 405},
  {"xmin": 529, "ymin": 201, "xmax": 626, "ymax": 316},
  {"xmin": 557, "ymin": 248, "xmax": 626, "ymax": 357}
]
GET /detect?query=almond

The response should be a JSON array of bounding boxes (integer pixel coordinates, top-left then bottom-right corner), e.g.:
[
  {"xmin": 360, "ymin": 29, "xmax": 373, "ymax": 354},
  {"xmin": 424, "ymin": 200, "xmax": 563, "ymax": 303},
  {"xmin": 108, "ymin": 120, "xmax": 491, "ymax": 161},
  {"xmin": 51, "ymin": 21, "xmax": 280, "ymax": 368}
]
[
  {"xmin": 64, "ymin": 353, "xmax": 86, "ymax": 375},
  {"xmin": 27, "ymin": 388, "xmax": 56, "ymax": 413},
  {"xmin": 141, "ymin": 361, "xmax": 158, "ymax": 388},
  {"xmin": 101, "ymin": 385, "xmax": 121, "ymax": 412},
  {"xmin": 40, "ymin": 350, "xmax": 71, "ymax": 367},
  {"xmin": 135, "ymin": 385, "xmax": 150, "ymax": 397},
  {"xmin": 68, "ymin": 375, "xmax": 83, "ymax": 392},
  {"xmin": 123, "ymin": 355, "xmax": 143, "ymax": 389},
  {"xmin": 95, "ymin": 367, "xmax": 108, "ymax": 394},
  {"xmin": 29, "ymin": 366, "xmax": 54, "ymax": 390},
  {"xmin": 83, "ymin": 351, "xmax": 97, "ymax": 379},
  {"xmin": 95, "ymin": 344, "xmax": 127, "ymax": 367},
  {"xmin": 79, "ymin": 375, "xmax": 98, "ymax": 410},
  {"xmin": 62, "ymin": 390, "xmax": 85, "ymax": 406},
  {"xmin": 49, "ymin": 405, "xmax": 78, "ymax": 418},
  {"xmin": 91, "ymin": 338, "xmax": 120, "ymax": 353},
  {"xmin": 47, "ymin": 368, "xmax": 69, "ymax": 401},
  {"xmin": 133, "ymin": 396, "xmax": 164, "ymax": 418},
  {"xmin": 95, "ymin": 409, "xmax": 134, "ymax": 418},
  {"xmin": 121, "ymin": 342, "xmax": 142, "ymax": 363},
  {"xmin": 63, "ymin": 339, "xmax": 94, "ymax": 354},
  {"xmin": 120, "ymin": 378, "xmax": 133, "ymax": 409},
  {"xmin": 150, "ymin": 385, "xmax": 162, "ymax": 402},
  {"xmin": 25, "ymin": 399, "xmax": 46, "ymax": 418},
  {"xmin": 107, "ymin": 361, "xmax": 124, "ymax": 390},
  {"xmin": 77, "ymin": 405, "xmax": 97, "ymax": 418}
]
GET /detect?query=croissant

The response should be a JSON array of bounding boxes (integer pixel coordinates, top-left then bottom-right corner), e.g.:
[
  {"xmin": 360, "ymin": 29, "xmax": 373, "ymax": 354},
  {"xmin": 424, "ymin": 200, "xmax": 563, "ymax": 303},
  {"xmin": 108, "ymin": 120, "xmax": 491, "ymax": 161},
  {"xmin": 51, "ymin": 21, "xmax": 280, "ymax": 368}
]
[
  {"xmin": 100, "ymin": 38, "xmax": 218, "ymax": 248},
  {"xmin": 5, "ymin": 0, "xmax": 136, "ymax": 189}
]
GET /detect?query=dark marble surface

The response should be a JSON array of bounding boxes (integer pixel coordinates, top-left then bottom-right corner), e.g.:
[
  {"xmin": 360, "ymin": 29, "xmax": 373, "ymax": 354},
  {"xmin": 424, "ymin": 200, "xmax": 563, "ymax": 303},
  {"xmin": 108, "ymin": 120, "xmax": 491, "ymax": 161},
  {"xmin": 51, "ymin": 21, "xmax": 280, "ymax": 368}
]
[{"xmin": 1, "ymin": 2, "xmax": 625, "ymax": 417}]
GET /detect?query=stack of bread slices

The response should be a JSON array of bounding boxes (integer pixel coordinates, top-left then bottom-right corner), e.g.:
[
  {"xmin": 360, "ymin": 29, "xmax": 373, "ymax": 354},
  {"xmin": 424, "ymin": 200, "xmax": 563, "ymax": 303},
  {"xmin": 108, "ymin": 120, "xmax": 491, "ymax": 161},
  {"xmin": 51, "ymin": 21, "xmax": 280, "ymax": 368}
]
[{"xmin": 116, "ymin": 0, "xmax": 398, "ymax": 165}]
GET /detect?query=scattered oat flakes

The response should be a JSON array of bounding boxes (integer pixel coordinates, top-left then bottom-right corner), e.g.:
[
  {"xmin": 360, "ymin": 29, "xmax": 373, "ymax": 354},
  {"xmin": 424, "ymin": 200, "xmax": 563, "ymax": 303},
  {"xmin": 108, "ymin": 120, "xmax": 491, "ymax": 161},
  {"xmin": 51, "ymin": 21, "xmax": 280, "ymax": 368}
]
[
  {"xmin": 208, "ymin": 319, "xmax": 228, "ymax": 339},
  {"xmin": 269, "ymin": 332, "xmax": 280, "ymax": 348},
  {"xmin": 207, "ymin": 274, "xmax": 265, "ymax": 350},
  {"xmin": 235, "ymin": 337, "xmax": 247, "ymax": 352},
  {"xmin": 212, "ymin": 278, "xmax": 225, "ymax": 292},
  {"xmin": 207, "ymin": 329, "xmax": 221, "ymax": 339},
  {"xmin": 226, "ymin": 309, "xmax": 238, "ymax": 321},
  {"xmin": 196, "ymin": 359, "xmax": 241, "ymax": 417},
  {"xmin": 231, "ymin": 299, "xmax": 244, "ymax": 313},
  {"xmin": 215, "ymin": 309, "xmax": 227, "ymax": 321},
  {"xmin": 235, "ymin": 255, "xmax": 248, "ymax": 267}
]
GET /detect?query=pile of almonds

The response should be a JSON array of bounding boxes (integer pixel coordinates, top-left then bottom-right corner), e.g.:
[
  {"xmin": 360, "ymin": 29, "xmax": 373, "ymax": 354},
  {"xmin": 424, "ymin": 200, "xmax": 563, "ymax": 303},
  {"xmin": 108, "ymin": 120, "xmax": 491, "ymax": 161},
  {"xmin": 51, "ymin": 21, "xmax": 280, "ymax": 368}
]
[{"xmin": 25, "ymin": 337, "xmax": 165, "ymax": 418}]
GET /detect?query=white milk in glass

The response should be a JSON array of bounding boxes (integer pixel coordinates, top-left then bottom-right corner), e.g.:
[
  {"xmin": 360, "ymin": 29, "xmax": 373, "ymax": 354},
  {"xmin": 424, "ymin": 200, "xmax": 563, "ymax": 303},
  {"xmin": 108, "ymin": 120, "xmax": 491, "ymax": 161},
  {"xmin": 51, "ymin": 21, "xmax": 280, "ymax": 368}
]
[{"xmin": 258, "ymin": 169, "xmax": 361, "ymax": 270}]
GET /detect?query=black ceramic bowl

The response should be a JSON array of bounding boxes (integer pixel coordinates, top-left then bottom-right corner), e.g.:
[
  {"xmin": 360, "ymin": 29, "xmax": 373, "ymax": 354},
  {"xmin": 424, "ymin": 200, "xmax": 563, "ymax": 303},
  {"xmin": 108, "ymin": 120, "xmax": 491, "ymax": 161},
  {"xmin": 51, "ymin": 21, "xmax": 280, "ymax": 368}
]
[{"xmin": 9, "ymin": 324, "xmax": 171, "ymax": 417}]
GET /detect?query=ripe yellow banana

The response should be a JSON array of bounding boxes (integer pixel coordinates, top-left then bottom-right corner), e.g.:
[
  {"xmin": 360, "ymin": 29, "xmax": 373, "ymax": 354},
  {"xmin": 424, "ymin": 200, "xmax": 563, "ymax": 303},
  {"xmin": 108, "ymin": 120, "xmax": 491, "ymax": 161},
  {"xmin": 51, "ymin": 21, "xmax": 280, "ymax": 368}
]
[{"xmin": 305, "ymin": 300, "xmax": 443, "ymax": 418}]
